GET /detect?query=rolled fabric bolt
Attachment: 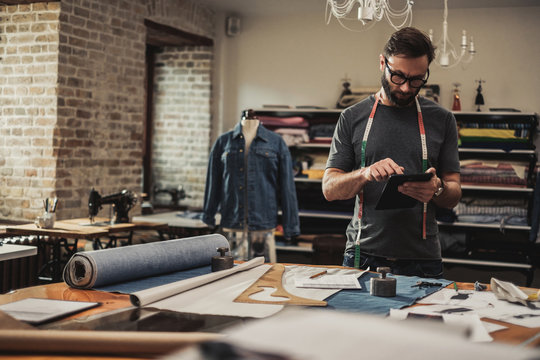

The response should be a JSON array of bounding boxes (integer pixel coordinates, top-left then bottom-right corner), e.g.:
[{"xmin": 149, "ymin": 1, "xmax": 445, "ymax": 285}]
[
  {"xmin": 370, "ymin": 266, "xmax": 396, "ymax": 297},
  {"xmin": 63, "ymin": 234, "xmax": 230, "ymax": 289}
]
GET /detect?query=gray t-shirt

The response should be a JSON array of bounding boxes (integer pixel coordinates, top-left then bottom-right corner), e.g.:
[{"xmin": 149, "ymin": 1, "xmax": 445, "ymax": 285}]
[{"xmin": 326, "ymin": 95, "xmax": 460, "ymax": 260}]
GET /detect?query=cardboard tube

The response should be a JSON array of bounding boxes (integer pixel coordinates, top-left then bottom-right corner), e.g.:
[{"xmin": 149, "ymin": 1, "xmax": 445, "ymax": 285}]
[
  {"xmin": 130, "ymin": 256, "xmax": 265, "ymax": 306},
  {"xmin": 0, "ymin": 329, "xmax": 221, "ymax": 356}
]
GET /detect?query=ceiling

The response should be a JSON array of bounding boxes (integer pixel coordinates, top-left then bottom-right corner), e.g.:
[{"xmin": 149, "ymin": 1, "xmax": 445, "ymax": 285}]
[
  {"xmin": 2, "ymin": 0, "xmax": 537, "ymax": 14},
  {"xmin": 196, "ymin": 0, "xmax": 540, "ymax": 16}
]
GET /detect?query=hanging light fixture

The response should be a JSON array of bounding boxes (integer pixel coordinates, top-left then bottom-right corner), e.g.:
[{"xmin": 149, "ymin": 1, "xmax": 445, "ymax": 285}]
[
  {"xmin": 326, "ymin": 0, "xmax": 414, "ymax": 32},
  {"xmin": 429, "ymin": 0, "xmax": 476, "ymax": 68}
]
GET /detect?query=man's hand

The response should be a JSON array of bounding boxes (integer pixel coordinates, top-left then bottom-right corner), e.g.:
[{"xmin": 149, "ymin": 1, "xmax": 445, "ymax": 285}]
[
  {"xmin": 398, "ymin": 167, "xmax": 438, "ymax": 203},
  {"xmin": 323, "ymin": 158, "xmax": 404, "ymax": 201},
  {"xmin": 367, "ymin": 158, "xmax": 404, "ymax": 182}
]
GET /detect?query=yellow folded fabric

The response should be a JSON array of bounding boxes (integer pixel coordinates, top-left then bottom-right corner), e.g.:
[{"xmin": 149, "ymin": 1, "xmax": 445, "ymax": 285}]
[
  {"xmin": 459, "ymin": 128, "xmax": 518, "ymax": 139},
  {"xmin": 302, "ymin": 169, "xmax": 325, "ymax": 179}
]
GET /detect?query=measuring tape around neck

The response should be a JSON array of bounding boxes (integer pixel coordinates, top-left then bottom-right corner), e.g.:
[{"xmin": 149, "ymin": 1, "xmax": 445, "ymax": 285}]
[{"xmin": 354, "ymin": 94, "xmax": 428, "ymax": 269}]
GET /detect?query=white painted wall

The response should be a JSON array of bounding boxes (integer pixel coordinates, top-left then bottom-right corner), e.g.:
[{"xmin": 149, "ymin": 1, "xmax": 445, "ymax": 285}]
[{"xmin": 212, "ymin": 5, "xmax": 540, "ymax": 136}]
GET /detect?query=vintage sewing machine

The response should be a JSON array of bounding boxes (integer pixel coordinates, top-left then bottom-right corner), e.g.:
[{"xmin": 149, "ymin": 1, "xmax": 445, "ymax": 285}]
[
  {"xmin": 153, "ymin": 185, "xmax": 187, "ymax": 209},
  {"xmin": 88, "ymin": 188, "xmax": 137, "ymax": 224}
]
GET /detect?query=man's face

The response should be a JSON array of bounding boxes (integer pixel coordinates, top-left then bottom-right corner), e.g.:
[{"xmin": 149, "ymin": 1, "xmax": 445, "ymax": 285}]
[{"xmin": 380, "ymin": 55, "xmax": 429, "ymax": 107}]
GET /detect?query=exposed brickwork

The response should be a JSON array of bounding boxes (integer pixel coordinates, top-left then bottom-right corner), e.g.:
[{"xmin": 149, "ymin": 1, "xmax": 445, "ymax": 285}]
[
  {"xmin": 146, "ymin": 0, "xmax": 215, "ymax": 38},
  {"xmin": 0, "ymin": 2, "xmax": 60, "ymax": 220},
  {"xmin": 55, "ymin": 0, "xmax": 148, "ymax": 219},
  {"xmin": 152, "ymin": 46, "xmax": 212, "ymax": 208},
  {"xmin": 0, "ymin": 0, "xmax": 215, "ymax": 221}
]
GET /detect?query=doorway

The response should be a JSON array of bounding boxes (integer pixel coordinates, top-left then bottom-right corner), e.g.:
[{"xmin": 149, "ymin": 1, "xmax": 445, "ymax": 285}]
[{"xmin": 143, "ymin": 19, "xmax": 213, "ymax": 210}]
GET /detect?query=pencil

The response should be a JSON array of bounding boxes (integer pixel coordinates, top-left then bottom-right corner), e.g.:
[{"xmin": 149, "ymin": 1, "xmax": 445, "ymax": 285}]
[{"xmin": 310, "ymin": 270, "xmax": 327, "ymax": 279}]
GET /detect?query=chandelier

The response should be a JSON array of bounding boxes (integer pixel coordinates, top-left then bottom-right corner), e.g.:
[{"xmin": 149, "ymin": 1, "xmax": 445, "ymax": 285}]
[
  {"xmin": 429, "ymin": 0, "xmax": 476, "ymax": 68},
  {"xmin": 326, "ymin": 0, "xmax": 414, "ymax": 32}
]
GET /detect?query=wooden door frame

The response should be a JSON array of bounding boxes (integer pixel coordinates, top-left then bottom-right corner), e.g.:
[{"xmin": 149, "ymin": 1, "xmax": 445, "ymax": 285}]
[{"xmin": 142, "ymin": 19, "xmax": 213, "ymax": 197}]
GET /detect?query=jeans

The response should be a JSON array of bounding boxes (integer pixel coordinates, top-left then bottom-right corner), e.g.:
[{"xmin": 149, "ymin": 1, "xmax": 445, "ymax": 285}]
[{"xmin": 343, "ymin": 251, "xmax": 443, "ymax": 278}]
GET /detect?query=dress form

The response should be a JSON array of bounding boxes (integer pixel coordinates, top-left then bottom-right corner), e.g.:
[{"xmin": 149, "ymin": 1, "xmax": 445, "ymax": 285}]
[
  {"xmin": 224, "ymin": 110, "xmax": 276, "ymax": 262},
  {"xmin": 241, "ymin": 117, "xmax": 259, "ymax": 153}
]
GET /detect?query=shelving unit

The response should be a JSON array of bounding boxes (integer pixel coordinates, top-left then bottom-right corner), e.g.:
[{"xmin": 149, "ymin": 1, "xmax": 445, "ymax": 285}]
[
  {"xmin": 440, "ymin": 111, "xmax": 538, "ymax": 285},
  {"xmin": 253, "ymin": 108, "xmax": 346, "ymax": 264},
  {"xmin": 253, "ymin": 108, "xmax": 540, "ymax": 280}
]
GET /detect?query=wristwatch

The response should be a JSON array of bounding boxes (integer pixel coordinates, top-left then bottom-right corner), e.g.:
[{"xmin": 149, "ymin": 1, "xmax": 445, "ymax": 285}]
[{"xmin": 433, "ymin": 178, "xmax": 445, "ymax": 197}]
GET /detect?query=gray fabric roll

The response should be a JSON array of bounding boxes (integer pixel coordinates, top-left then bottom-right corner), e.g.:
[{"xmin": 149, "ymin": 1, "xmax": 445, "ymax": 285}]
[{"xmin": 63, "ymin": 234, "xmax": 229, "ymax": 289}]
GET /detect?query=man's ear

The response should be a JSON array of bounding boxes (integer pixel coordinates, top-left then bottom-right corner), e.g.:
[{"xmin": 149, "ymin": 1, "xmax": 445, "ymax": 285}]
[{"xmin": 379, "ymin": 54, "xmax": 385, "ymax": 72}]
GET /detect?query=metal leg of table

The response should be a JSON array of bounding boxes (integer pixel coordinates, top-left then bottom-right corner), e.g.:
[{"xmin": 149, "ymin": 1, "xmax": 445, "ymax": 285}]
[
  {"xmin": 37, "ymin": 235, "xmax": 79, "ymax": 283},
  {"xmin": 93, "ymin": 237, "xmax": 117, "ymax": 249}
]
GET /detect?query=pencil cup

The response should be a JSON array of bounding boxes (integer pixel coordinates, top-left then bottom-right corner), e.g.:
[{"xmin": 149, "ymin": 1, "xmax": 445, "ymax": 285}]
[{"xmin": 35, "ymin": 212, "xmax": 55, "ymax": 229}]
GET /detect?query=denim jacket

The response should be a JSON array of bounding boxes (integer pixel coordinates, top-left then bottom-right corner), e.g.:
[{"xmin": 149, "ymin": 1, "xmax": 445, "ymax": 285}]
[{"xmin": 203, "ymin": 122, "xmax": 300, "ymax": 238}]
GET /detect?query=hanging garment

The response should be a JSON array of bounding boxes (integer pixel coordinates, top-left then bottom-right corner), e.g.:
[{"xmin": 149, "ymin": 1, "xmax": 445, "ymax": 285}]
[{"xmin": 203, "ymin": 122, "xmax": 300, "ymax": 238}]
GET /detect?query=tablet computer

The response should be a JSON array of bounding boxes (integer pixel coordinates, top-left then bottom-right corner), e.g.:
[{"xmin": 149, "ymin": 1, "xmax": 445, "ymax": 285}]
[{"xmin": 375, "ymin": 173, "xmax": 433, "ymax": 210}]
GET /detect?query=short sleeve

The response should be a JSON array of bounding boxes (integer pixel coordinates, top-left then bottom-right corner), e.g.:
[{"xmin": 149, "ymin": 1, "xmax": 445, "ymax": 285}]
[{"xmin": 326, "ymin": 111, "xmax": 355, "ymax": 172}]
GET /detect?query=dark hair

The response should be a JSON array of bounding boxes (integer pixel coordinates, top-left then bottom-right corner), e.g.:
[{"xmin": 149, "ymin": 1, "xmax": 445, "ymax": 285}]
[{"xmin": 383, "ymin": 27, "xmax": 436, "ymax": 64}]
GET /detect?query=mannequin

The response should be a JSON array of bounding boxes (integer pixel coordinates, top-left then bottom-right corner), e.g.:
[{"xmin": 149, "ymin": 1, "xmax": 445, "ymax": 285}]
[
  {"xmin": 203, "ymin": 109, "xmax": 300, "ymax": 262},
  {"xmin": 241, "ymin": 110, "xmax": 259, "ymax": 152},
  {"xmin": 224, "ymin": 110, "xmax": 277, "ymax": 262}
]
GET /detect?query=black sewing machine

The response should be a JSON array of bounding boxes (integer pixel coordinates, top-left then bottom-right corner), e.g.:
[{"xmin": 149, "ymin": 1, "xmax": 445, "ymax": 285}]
[
  {"xmin": 88, "ymin": 188, "xmax": 137, "ymax": 224},
  {"xmin": 153, "ymin": 185, "xmax": 187, "ymax": 209}
]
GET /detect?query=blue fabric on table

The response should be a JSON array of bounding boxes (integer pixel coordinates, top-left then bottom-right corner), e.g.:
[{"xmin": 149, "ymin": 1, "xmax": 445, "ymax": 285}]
[
  {"xmin": 324, "ymin": 272, "xmax": 453, "ymax": 316},
  {"xmin": 96, "ymin": 265, "xmax": 212, "ymax": 293}
]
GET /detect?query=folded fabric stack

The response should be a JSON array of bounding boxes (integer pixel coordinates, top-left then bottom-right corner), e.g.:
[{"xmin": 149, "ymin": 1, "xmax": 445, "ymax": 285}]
[
  {"xmin": 258, "ymin": 115, "xmax": 309, "ymax": 129},
  {"xmin": 458, "ymin": 124, "xmax": 531, "ymax": 151},
  {"xmin": 454, "ymin": 196, "xmax": 528, "ymax": 226},
  {"xmin": 309, "ymin": 123, "xmax": 336, "ymax": 144},
  {"xmin": 296, "ymin": 153, "xmax": 328, "ymax": 179},
  {"xmin": 460, "ymin": 159, "xmax": 528, "ymax": 188},
  {"xmin": 274, "ymin": 128, "xmax": 309, "ymax": 147}
]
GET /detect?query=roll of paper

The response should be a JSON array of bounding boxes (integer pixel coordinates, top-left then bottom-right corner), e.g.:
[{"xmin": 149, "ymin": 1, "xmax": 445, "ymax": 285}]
[
  {"xmin": 63, "ymin": 234, "xmax": 229, "ymax": 289},
  {"xmin": 0, "ymin": 329, "xmax": 220, "ymax": 356}
]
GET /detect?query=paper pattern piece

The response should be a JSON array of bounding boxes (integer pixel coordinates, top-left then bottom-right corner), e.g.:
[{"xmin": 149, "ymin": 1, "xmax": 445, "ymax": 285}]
[
  {"xmin": 389, "ymin": 307, "xmax": 493, "ymax": 342},
  {"xmin": 417, "ymin": 288, "xmax": 540, "ymax": 328},
  {"xmin": 142, "ymin": 265, "xmax": 360, "ymax": 318},
  {"xmin": 295, "ymin": 273, "xmax": 363, "ymax": 289},
  {"xmin": 491, "ymin": 277, "xmax": 530, "ymax": 305},
  {"xmin": 234, "ymin": 264, "xmax": 328, "ymax": 306},
  {"xmin": 0, "ymin": 298, "xmax": 99, "ymax": 324}
]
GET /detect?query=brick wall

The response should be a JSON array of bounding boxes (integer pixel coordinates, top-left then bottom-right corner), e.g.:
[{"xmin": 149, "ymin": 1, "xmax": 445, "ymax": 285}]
[
  {"xmin": 152, "ymin": 46, "xmax": 212, "ymax": 209},
  {"xmin": 55, "ymin": 0, "xmax": 148, "ymax": 219},
  {"xmin": 0, "ymin": 3, "xmax": 60, "ymax": 220},
  {"xmin": 0, "ymin": 0, "xmax": 215, "ymax": 221}
]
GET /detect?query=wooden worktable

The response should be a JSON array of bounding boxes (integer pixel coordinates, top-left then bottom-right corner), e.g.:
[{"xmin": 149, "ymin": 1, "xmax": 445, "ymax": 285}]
[
  {"xmin": 0, "ymin": 262, "xmax": 539, "ymax": 359},
  {"xmin": 0, "ymin": 282, "xmax": 219, "ymax": 360}
]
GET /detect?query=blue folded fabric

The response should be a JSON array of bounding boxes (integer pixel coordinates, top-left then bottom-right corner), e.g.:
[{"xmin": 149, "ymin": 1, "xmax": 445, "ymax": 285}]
[{"xmin": 324, "ymin": 272, "xmax": 453, "ymax": 315}]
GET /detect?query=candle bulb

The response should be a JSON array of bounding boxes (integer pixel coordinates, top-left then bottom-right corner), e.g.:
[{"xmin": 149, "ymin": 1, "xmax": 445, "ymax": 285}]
[
  {"xmin": 469, "ymin": 36, "xmax": 475, "ymax": 54},
  {"xmin": 461, "ymin": 30, "xmax": 467, "ymax": 48}
]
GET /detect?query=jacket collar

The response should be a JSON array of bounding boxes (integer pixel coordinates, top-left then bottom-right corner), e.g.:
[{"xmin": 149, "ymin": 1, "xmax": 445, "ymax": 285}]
[{"xmin": 233, "ymin": 121, "xmax": 270, "ymax": 143}]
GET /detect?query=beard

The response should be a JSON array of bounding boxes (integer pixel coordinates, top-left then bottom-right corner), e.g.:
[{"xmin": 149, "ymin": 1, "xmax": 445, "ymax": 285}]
[{"xmin": 381, "ymin": 74, "xmax": 421, "ymax": 107}]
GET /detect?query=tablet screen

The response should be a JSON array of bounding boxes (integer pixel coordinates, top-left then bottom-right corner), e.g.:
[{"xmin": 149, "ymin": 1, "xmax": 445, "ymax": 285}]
[{"xmin": 375, "ymin": 173, "xmax": 433, "ymax": 210}]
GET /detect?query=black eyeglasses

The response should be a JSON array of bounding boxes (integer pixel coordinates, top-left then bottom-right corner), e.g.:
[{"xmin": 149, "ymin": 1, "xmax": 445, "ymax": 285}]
[{"xmin": 384, "ymin": 57, "xmax": 429, "ymax": 89}]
